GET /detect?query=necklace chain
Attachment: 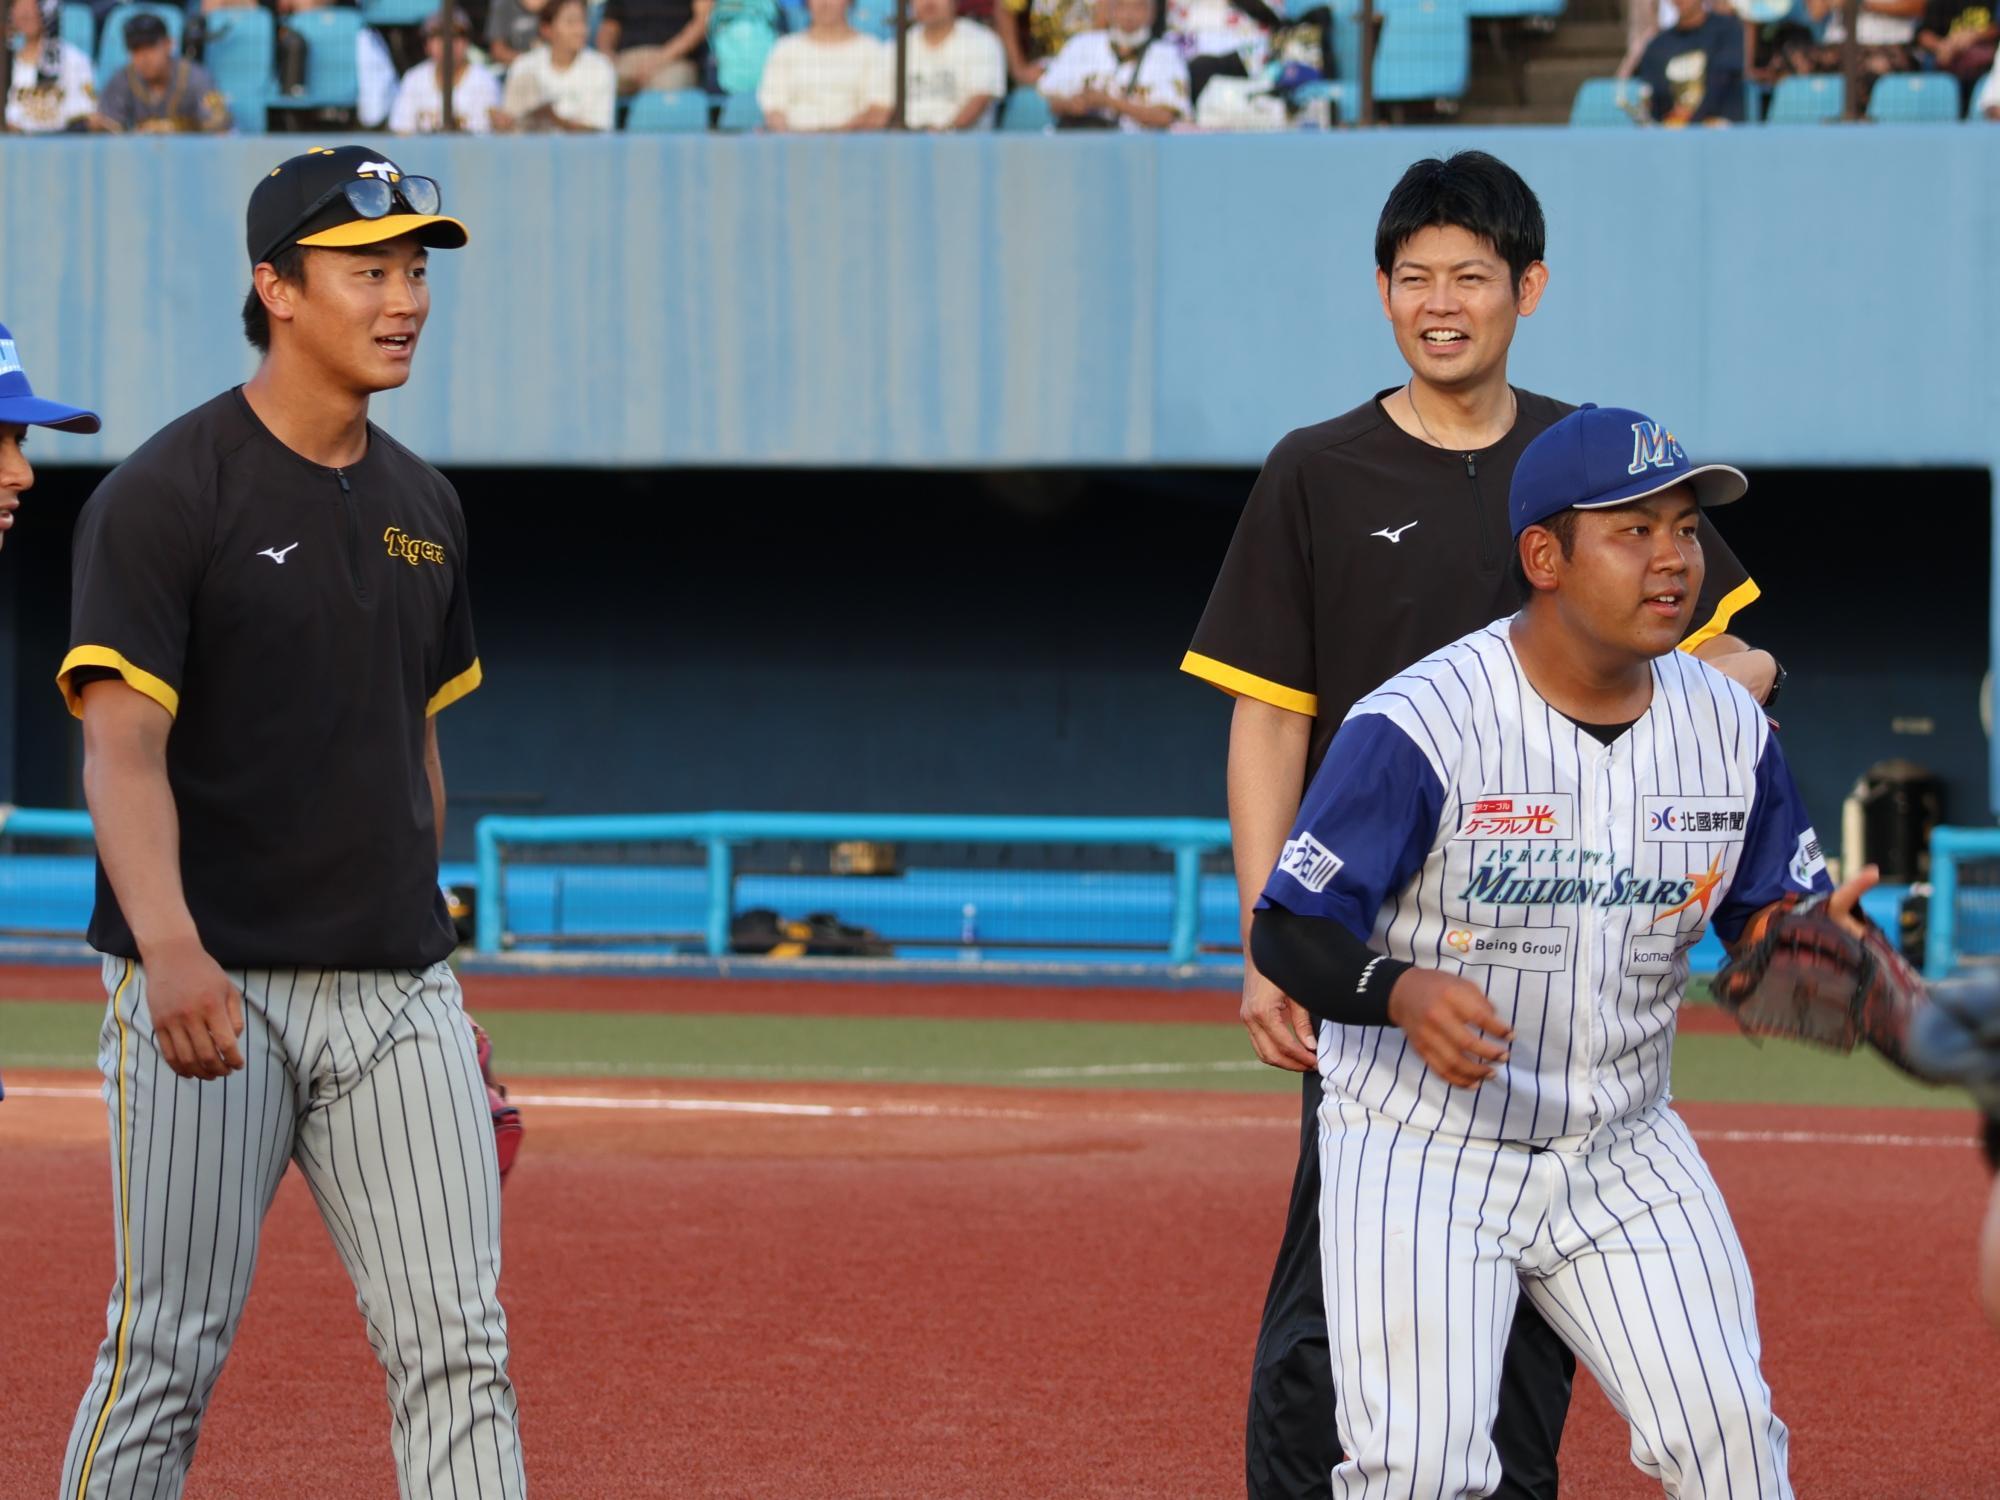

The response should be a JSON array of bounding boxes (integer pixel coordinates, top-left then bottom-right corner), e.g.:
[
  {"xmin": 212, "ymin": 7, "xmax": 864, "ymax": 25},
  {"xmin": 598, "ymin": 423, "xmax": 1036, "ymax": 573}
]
[{"xmin": 1404, "ymin": 381, "xmax": 1517, "ymax": 452}]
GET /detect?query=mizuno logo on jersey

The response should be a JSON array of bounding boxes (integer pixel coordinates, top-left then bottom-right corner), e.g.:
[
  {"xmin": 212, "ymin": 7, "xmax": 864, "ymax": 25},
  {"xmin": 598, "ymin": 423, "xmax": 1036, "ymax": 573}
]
[
  {"xmin": 1276, "ymin": 832, "xmax": 1344, "ymax": 893},
  {"xmin": 1459, "ymin": 794, "xmax": 1574, "ymax": 841},
  {"xmin": 1643, "ymin": 797, "xmax": 1747, "ymax": 840}
]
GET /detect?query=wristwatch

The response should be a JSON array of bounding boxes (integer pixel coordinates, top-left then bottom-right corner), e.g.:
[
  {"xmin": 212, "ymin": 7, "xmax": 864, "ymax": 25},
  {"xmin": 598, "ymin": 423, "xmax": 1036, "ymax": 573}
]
[{"xmin": 1764, "ymin": 657, "xmax": 1787, "ymax": 710}]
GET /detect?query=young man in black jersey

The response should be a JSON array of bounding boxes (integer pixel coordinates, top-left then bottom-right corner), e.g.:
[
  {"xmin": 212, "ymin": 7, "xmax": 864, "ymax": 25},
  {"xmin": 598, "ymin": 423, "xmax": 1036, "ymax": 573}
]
[
  {"xmin": 58, "ymin": 146, "xmax": 525, "ymax": 1499},
  {"xmin": 1184, "ymin": 151, "xmax": 1781, "ymax": 1500}
]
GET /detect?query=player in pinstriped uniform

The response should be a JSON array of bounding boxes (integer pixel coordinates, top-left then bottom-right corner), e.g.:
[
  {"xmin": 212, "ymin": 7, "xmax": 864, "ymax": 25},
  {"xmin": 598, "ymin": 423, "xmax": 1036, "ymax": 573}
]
[
  {"xmin": 55, "ymin": 147, "xmax": 524, "ymax": 1498},
  {"xmin": 1251, "ymin": 404, "xmax": 1866, "ymax": 1496}
]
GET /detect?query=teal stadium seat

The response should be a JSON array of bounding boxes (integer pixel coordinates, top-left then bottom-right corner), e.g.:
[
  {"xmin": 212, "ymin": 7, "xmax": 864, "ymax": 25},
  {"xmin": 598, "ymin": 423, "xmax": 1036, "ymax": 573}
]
[
  {"xmin": 268, "ymin": 6, "xmax": 364, "ymax": 112},
  {"xmin": 716, "ymin": 90, "xmax": 763, "ymax": 129},
  {"xmin": 60, "ymin": 2, "xmax": 93, "ymax": 55},
  {"xmin": 202, "ymin": 6, "xmax": 275, "ymax": 130},
  {"xmin": 1291, "ymin": 77, "xmax": 1351, "ymax": 122},
  {"xmin": 851, "ymin": 0, "xmax": 894, "ymax": 38},
  {"xmin": 999, "ymin": 85, "xmax": 1052, "ymax": 130},
  {"xmin": 1570, "ymin": 76, "xmax": 1651, "ymax": 124},
  {"xmin": 625, "ymin": 87, "xmax": 711, "ymax": 130},
  {"xmin": 1866, "ymin": 72, "xmax": 1959, "ymax": 122},
  {"xmin": 96, "ymin": 2, "xmax": 184, "ymax": 79},
  {"xmin": 1370, "ymin": 0, "xmax": 1471, "ymax": 104},
  {"xmin": 361, "ymin": 0, "xmax": 439, "ymax": 27},
  {"xmin": 1463, "ymin": 0, "xmax": 1562, "ymax": 20},
  {"xmin": 1765, "ymin": 73, "xmax": 1843, "ymax": 122}
]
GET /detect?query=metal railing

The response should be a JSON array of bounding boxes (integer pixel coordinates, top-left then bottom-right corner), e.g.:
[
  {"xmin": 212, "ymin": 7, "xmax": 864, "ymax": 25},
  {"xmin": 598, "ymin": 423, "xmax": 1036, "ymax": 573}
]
[{"xmin": 474, "ymin": 810, "xmax": 1233, "ymax": 962}]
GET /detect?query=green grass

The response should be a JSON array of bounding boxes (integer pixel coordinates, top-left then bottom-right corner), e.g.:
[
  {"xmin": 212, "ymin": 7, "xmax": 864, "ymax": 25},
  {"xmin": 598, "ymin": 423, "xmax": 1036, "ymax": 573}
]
[{"xmin": 0, "ymin": 996, "xmax": 1964, "ymax": 1110}]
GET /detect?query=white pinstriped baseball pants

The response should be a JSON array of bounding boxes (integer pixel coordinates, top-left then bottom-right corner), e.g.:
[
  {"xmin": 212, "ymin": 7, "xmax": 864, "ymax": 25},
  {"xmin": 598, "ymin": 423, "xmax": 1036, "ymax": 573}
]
[
  {"xmin": 1318, "ymin": 1096, "xmax": 1791, "ymax": 1499},
  {"xmin": 61, "ymin": 957, "xmax": 526, "ymax": 1500}
]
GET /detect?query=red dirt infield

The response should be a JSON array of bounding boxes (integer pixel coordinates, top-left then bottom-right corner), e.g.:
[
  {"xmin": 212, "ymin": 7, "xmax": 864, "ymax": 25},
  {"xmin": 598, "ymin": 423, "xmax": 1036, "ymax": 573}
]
[{"xmin": 3, "ymin": 1072, "xmax": 1994, "ymax": 1498}]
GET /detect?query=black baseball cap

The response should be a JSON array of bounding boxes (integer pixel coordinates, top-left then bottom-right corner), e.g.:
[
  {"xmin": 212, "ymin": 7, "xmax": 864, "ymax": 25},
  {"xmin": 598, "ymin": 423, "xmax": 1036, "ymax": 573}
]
[
  {"xmin": 123, "ymin": 12, "xmax": 168, "ymax": 48},
  {"xmin": 245, "ymin": 145, "xmax": 469, "ymax": 267}
]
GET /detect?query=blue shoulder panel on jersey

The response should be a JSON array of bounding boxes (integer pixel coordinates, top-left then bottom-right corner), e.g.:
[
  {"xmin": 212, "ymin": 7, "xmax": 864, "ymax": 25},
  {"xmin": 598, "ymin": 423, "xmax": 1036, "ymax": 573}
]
[
  {"xmin": 1711, "ymin": 731, "xmax": 1831, "ymax": 943},
  {"xmin": 1257, "ymin": 711, "xmax": 1445, "ymax": 943}
]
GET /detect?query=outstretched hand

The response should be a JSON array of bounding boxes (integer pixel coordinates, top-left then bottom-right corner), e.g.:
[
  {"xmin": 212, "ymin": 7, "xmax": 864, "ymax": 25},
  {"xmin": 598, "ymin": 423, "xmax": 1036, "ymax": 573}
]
[{"xmin": 1823, "ymin": 863, "xmax": 1881, "ymax": 938}]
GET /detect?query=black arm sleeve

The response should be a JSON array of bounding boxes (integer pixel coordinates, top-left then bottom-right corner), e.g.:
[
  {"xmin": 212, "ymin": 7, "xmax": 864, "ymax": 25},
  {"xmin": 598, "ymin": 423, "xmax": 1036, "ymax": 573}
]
[{"xmin": 1250, "ymin": 903, "xmax": 1411, "ymax": 1028}]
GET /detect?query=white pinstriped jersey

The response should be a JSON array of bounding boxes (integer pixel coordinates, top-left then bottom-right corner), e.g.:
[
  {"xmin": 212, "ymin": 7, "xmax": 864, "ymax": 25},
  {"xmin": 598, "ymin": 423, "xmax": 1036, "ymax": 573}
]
[{"xmin": 1261, "ymin": 620, "xmax": 1830, "ymax": 1144}]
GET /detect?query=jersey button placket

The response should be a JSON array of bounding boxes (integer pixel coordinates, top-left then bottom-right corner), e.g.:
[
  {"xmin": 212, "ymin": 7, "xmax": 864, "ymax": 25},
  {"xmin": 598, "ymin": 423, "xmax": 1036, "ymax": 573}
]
[
  {"xmin": 335, "ymin": 468, "xmax": 371, "ymax": 603},
  {"xmin": 1575, "ymin": 744, "xmax": 1602, "ymax": 1125}
]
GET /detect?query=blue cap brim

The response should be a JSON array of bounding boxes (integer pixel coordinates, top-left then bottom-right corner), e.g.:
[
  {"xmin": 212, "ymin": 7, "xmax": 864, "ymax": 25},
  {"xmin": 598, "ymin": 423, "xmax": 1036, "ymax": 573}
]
[
  {"xmin": 0, "ymin": 396, "xmax": 101, "ymax": 434},
  {"xmin": 1571, "ymin": 462, "xmax": 1748, "ymax": 514}
]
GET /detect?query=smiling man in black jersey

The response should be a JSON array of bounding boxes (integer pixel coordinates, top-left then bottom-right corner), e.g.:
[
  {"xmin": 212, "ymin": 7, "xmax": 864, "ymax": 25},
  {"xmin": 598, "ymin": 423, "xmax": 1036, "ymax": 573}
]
[
  {"xmin": 1184, "ymin": 151, "xmax": 1780, "ymax": 1500},
  {"xmin": 57, "ymin": 146, "xmax": 525, "ymax": 1499}
]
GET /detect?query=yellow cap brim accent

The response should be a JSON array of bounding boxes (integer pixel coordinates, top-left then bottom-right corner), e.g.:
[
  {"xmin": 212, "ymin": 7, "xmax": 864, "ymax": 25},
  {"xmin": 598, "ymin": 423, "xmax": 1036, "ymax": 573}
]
[{"xmin": 296, "ymin": 214, "xmax": 470, "ymax": 251}]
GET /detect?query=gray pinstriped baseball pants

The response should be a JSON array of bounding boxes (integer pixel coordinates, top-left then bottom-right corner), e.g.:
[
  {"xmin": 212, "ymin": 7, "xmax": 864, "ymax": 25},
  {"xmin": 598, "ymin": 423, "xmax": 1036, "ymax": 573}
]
[{"xmin": 60, "ymin": 956, "xmax": 526, "ymax": 1499}]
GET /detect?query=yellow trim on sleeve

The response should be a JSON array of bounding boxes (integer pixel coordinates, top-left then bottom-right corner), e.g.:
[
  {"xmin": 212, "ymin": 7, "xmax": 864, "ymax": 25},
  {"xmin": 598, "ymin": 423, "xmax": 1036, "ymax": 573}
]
[
  {"xmin": 426, "ymin": 658, "xmax": 483, "ymax": 717},
  {"xmin": 57, "ymin": 646, "xmax": 180, "ymax": 721},
  {"xmin": 1180, "ymin": 651, "xmax": 1320, "ymax": 717},
  {"xmin": 1677, "ymin": 577, "xmax": 1761, "ymax": 655},
  {"xmin": 74, "ymin": 960, "xmax": 137, "ymax": 1500}
]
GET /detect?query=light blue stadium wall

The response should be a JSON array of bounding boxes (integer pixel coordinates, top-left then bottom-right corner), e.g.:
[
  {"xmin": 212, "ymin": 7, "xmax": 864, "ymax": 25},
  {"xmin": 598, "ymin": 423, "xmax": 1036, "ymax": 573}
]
[{"xmin": 3, "ymin": 128, "xmax": 1997, "ymax": 470}]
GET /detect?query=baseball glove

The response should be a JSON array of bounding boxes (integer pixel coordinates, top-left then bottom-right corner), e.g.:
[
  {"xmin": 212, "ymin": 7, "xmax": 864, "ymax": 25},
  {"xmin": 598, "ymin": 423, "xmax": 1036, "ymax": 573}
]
[
  {"xmin": 1710, "ymin": 892, "xmax": 1924, "ymax": 1075},
  {"xmin": 471, "ymin": 1019, "xmax": 524, "ymax": 1185}
]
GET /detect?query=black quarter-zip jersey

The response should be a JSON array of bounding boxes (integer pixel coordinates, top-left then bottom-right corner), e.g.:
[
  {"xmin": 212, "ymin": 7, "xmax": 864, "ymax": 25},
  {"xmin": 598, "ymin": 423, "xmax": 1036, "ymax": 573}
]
[
  {"xmin": 59, "ymin": 388, "xmax": 481, "ymax": 969},
  {"xmin": 1184, "ymin": 387, "xmax": 1758, "ymax": 779}
]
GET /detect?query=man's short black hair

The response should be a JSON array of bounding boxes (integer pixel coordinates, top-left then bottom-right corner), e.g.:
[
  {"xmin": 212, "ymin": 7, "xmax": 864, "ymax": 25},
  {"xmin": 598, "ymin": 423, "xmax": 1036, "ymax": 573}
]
[
  {"xmin": 241, "ymin": 245, "xmax": 307, "ymax": 354},
  {"xmin": 1510, "ymin": 506, "xmax": 1580, "ymax": 596},
  {"xmin": 1376, "ymin": 151, "xmax": 1546, "ymax": 291}
]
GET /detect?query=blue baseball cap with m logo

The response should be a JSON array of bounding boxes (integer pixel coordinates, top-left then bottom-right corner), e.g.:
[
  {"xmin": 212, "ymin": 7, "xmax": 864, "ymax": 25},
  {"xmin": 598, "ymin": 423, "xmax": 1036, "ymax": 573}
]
[
  {"xmin": 1510, "ymin": 404, "xmax": 1745, "ymax": 538},
  {"xmin": 0, "ymin": 322, "xmax": 99, "ymax": 434}
]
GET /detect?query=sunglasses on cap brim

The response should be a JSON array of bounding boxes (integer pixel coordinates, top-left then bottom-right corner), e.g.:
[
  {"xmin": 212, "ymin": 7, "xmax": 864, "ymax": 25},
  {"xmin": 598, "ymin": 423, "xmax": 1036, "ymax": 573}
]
[{"xmin": 256, "ymin": 175, "xmax": 444, "ymax": 268}]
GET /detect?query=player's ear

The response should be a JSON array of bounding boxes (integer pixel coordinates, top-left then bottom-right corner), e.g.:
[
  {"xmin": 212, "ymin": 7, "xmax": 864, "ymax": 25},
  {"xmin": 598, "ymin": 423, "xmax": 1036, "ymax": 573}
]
[
  {"xmin": 1514, "ymin": 260, "xmax": 1548, "ymax": 317},
  {"xmin": 1375, "ymin": 266, "xmax": 1393, "ymax": 322},
  {"xmin": 1518, "ymin": 525, "xmax": 1562, "ymax": 593},
  {"xmin": 253, "ymin": 261, "xmax": 300, "ymax": 330}
]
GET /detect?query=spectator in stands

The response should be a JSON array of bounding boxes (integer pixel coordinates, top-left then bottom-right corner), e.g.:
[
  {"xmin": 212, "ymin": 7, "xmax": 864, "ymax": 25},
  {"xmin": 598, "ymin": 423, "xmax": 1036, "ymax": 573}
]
[
  {"xmin": 488, "ymin": 0, "xmax": 551, "ymax": 66},
  {"xmin": 1634, "ymin": 0, "xmax": 1743, "ymax": 121},
  {"xmin": 359, "ymin": 24, "xmax": 401, "ymax": 123},
  {"xmin": 1038, "ymin": 0, "xmax": 1188, "ymax": 128},
  {"xmin": 390, "ymin": 6, "xmax": 506, "ymax": 130},
  {"xmin": 1771, "ymin": 0, "xmax": 1924, "ymax": 106},
  {"xmin": 757, "ymin": 0, "xmax": 894, "ymax": 130},
  {"xmin": 94, "ymin": 12, "xmax": 234, "ymax": 132},
  {"xmin": 903, "ymin": 0, "xmax": 1006, "ymax": 128},
  {"xmin": 996, "ymin": 0, "xmax": 1100, "ymax": 84},
  {"xmin": 1170, "ymin": 0, "xmax": 1332, "ymax": 107},
  {"xmin": 597, "ymin": 0, "xmax": 712, "ymax": 95},
  {"xmin": 4, "ymin": 0, "xmax": 97, "ymax": 132},
  {"xmin": 1916, "ymin": 0, "xmax": 1997, "ymax": 108},
  {"xmin": 504, "ymin": 0, "xmax": 616, "ymax": 127}
]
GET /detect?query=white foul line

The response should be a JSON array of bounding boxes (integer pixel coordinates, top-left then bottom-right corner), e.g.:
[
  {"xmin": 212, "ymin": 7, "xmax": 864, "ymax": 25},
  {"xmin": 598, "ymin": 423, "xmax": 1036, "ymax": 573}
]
[{"xmin": 2, "ymin": 1084, "xmax": 1977, "ymax": 1146}]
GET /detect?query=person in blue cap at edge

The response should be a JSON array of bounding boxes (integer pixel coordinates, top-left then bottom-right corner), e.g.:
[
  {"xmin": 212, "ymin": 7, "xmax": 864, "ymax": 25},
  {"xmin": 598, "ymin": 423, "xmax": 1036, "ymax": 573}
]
[
  {"xmin": 0, "ymin": 319, "xmax": 101, "ymax": 554},
  {"xmin": 0, "ymin": 321, "xmax": 100, "ymax": 1107}
]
